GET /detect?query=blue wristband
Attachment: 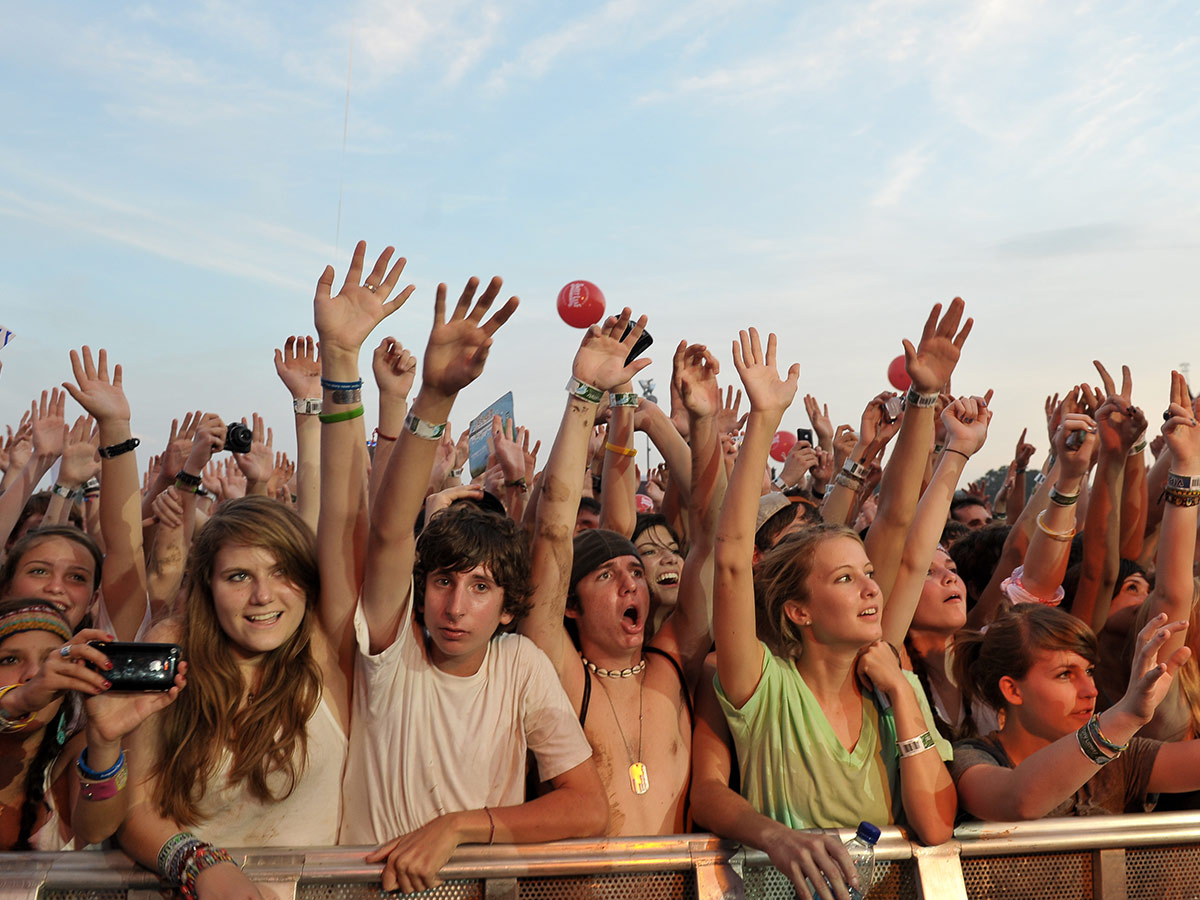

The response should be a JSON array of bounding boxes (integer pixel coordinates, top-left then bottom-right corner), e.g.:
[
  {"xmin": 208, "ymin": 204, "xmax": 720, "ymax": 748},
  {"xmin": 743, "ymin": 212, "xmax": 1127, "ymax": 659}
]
[{"xmin": 77, "ymin": 747, "xmax": 125, "ymax": 780}]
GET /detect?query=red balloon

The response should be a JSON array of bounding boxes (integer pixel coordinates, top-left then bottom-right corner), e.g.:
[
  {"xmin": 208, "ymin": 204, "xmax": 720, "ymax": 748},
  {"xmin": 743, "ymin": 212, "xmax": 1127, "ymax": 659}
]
[
  {"xmin": 887, "ymin": 355, "xmax": 911, "ymax": 391},
  {"xmin": 557, "ymin": 280, "xmax": 606, "ymax": 328},
  {"xmin": 770, "ymin": 430, "xmax": 796, "ymax": 462}
]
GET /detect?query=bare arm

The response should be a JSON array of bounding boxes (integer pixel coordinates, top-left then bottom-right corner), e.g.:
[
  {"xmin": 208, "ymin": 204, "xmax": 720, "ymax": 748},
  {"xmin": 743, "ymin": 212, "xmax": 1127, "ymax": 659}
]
[
  {"xmin": 882, "ymin": 395, "xmax": 990, "ymax": 647},
  {"xmin": 368, "ymin": 336, "xmax": 417, "ymax": 513},
  {"xmin": 865, "ymin": 298, "xmax": 973, "ymax": 601},
  {"xmin": 274, "ymin": 336, "xmax": 323, "ymax": 532},
  {"xmin": 715, "ymin": 328, "xmax": 799, "ymax": 709},
  {"xmin": 363, "ymin": 274, "xmax": 518, "ymax": 652},
  {"xmin": 599, "ymin": 384, "xmax": 638, "ymax": 537}
]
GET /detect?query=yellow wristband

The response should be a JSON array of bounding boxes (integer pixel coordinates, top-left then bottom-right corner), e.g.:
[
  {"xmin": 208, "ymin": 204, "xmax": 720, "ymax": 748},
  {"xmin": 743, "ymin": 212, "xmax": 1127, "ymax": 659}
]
[{"xmin": 604, "ymin": 442, "xmax": 637, "ymax": 458}]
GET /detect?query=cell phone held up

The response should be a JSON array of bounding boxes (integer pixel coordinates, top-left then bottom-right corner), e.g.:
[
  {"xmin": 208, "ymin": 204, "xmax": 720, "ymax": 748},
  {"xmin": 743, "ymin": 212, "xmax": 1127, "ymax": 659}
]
[{"xmin": 87, "ymin": 642, "xmax": 182, "ymax": 692}]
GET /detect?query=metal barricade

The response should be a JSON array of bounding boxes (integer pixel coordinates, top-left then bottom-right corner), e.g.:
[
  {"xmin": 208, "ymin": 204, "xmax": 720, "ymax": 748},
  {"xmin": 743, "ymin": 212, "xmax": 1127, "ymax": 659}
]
[{"xmin": 4, "ymin": 813, "xmax": 1200, "ymax": 900}]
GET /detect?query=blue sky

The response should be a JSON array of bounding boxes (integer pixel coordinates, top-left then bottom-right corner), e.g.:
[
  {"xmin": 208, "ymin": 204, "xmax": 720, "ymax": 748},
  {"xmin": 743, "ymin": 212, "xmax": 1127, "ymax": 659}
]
[{"xmin": 2, "ymin": 0, "xmax": 1198, "ymax": 477}]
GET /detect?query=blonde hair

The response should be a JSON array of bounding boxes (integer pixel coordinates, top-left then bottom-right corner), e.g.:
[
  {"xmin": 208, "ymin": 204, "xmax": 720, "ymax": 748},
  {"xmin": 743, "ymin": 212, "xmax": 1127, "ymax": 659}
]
[
  {"xmin": 154, "ymin": 497, "xmax": 322, "ymax": 825},
  {"xmin": 753, "ymin": 524, "xmax": 860, "ymax": 659}
]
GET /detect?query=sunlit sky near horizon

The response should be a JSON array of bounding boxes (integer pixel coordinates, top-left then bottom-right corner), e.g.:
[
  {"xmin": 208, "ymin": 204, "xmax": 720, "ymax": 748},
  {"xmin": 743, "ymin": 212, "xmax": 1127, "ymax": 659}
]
[{"xmin": 2, "ymin": 0, "xmax": 1198, "ymax": 480}]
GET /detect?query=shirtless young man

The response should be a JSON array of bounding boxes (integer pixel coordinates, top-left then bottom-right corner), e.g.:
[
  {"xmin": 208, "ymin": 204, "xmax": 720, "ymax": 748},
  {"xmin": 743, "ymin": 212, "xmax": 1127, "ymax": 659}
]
[{"xmin": 521, "ymin": 317, "xmax": 721, "ymax": 835}]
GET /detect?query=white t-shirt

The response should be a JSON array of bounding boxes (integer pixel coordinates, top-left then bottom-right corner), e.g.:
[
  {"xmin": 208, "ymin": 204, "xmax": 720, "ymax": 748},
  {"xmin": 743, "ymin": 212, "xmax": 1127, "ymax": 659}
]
[{"xmin": 339, "ymin": 592, "xmax": 592, "ymax": 845}]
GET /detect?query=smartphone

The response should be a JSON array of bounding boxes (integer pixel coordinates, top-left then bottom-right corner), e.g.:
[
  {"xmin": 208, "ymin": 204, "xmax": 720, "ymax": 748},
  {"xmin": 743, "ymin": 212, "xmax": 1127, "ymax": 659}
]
[
  {"xmin": 619, "ymin": 323, "xmax": 654, "ymax": 367},
  {"xmin": 883, "ymin": 395, "xmax": 904, "ymax": 424},
  {"xmin": 87, "ymin": 642, "xmax": 182, "ymax": 692},
  {"xmin": 796, "ymin": 427, "xmax": 813, "ymax": 445},
  {"xmin": 1065, "ymin": 430, "xmax": 1085, "ymax": 450}
]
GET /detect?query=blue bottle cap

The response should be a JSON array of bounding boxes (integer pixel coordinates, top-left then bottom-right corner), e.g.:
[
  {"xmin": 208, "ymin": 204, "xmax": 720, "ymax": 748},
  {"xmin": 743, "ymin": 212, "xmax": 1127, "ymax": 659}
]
[{"xmin": 856, "ymin": 821, "xmax": 881, "ymax": 844}]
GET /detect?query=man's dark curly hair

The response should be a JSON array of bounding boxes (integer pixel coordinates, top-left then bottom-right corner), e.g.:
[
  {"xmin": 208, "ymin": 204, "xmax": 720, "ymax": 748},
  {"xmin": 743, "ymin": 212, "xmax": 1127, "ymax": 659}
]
[{"xmin": 413, "ymin": 503, "xmax": 533, "ymax": 631}]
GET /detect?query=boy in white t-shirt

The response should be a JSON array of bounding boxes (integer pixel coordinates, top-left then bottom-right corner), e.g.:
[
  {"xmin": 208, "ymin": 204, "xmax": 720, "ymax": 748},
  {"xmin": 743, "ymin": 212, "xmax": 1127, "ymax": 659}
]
[{"xmin": 318, "ymin": 252, "xmax": 607, "ymax": 895}]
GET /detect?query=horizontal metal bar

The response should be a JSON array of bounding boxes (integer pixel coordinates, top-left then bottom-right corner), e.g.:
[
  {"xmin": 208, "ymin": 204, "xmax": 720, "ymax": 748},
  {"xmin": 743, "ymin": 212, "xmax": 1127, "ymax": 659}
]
[{"xmin": 4, "ymin": 813, "xmax": 1200, "ymax": 889}]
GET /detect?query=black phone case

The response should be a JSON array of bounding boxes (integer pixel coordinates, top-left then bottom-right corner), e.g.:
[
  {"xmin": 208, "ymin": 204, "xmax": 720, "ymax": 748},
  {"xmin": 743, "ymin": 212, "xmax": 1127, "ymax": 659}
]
[{"xmin": 87, "ymin": 641, "xmax": 182, "ymax": 692}]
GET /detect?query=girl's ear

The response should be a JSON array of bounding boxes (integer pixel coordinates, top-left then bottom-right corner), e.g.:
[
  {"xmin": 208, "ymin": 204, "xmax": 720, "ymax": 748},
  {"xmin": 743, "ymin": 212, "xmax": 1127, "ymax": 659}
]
[
  {"xmin": 998, "ymin": 675, "xmax": 1022, "ymax": 707},
  {"xmin": 783, "ymin": 599, "xmax": 810, "ymax": 627}
]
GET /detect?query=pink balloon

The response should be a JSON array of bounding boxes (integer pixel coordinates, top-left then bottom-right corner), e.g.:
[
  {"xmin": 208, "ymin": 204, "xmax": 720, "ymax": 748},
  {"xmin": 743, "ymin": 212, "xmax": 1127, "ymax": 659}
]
[
  {"xmin": 887, "ymin": 355, "xmax": 911, "ymax": 391},
  {"xmin": 557, "ymin": 280, "xmax": 606, "ymax": 328},
  {"xmin": 770, "ymin": 430, "xmax": 797, "ymax": 462}
]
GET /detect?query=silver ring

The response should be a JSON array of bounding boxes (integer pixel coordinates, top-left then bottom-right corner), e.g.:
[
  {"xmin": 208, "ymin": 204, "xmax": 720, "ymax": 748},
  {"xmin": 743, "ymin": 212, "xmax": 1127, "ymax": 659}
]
[
  {"xmin": 365, "ymin": 283, "xmax": 378, "ymax": 293},
  {"xmin": 59, "ymin": 645, "xmax": 72, "ymax": 659}
]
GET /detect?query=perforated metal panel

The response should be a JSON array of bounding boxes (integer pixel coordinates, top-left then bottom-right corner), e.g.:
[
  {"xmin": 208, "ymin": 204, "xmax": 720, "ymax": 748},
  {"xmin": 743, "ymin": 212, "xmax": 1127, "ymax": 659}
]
[
  {"xmin": 39, "ymin": 891, "xmax": 132, "ymax": 900},
  {"xmin": 961, "ymin": 851, "xmax": 1093, "ymax": 900},
  {"xmin": 515, "ymin": 871, "xmax": 694, "ymax": 900},
  {"xmin": 1127, "ymin": 844, "xmax": 1200, "ymax": 899},
  {"xmin": 743, "ymin": 859, "xmax": 910, "ymax": 899},
  {"xmin": 298, "ymin": 880, "xmax": 481, "ymax": 899}
]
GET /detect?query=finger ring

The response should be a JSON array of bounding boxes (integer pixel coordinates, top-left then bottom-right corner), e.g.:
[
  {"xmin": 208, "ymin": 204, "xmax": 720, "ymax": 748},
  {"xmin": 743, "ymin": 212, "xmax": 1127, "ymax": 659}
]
[
  {"xmin": 1164, "ymin": 411, "xmax": 1172, "ymax": 421},
  {"xmin": 365, "ymin": 283, "xmax": 378, "ymax": 293},
  {"xmin": 59, "ymin": 645, "xmax": 72, "ymax": 659}
]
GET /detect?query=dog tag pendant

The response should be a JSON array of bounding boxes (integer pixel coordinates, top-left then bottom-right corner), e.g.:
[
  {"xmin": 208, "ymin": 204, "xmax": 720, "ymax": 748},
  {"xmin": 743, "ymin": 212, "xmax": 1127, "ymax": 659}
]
[{"xmin": 629, "ymin": 762, "xmax": 649, "ymax": 795}]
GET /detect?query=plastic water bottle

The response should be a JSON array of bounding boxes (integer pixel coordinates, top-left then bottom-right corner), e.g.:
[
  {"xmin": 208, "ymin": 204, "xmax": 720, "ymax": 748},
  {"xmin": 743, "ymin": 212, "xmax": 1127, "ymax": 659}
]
[{"xmin": 803, "ymin": 821, "xmax": 880, "ymax": 900}]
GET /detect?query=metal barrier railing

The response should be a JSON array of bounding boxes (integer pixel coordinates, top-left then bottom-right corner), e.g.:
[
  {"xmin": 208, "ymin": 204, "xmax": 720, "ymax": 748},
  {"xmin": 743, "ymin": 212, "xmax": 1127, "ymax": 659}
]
[{"xmin": 4, "ymin": 812, "xmax": 1200, "ymax": 899}]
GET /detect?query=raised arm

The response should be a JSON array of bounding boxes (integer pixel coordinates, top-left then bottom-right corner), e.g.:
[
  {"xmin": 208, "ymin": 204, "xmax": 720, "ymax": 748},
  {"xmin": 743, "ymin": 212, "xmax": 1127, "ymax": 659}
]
[
  {"xmin": 882, "ymin": 394, "xmax": 991, "ymax": 646},
  {"xmin": 1143, "ymin": 370, "xmax": 1200, "ymax": 661},
  {"xmin": 274, "ymin": 335, "xmax": 323, "ymax": 531},
  {"xmin": 521, "ymin": 312, "xmax": 651, "ymax": 674},
  {"xmin": 715, "ymin": 328, "xmax": 799, "ymax": 709},
  {"xmin": 653, "ymin": 342, "xmax": 727, "ymax": 682},
  {"xmin": 61, "ymin": 351, "xmax": 148, "ymax": 641},
  {"xmin": 1019, "ymin": 415, "xmax": 1097, "ymax": 604},
  {"xmin": 368, "ymin": 336, "xmax": 417, "ymax": 511},
  {"xmin": 1073, "ymin": 362, "xmax": 1147, "ymax": 631},
  {"xmin": 362, "ymin": 274, "xmax": 517, "ymax": 652},
  {"xmin": 313, "ymin": 242, "xmax": 416, "ymax": 656},
  {"xmin": 865, "ymin": 298, "xmax": 973, "ymax": 601}
]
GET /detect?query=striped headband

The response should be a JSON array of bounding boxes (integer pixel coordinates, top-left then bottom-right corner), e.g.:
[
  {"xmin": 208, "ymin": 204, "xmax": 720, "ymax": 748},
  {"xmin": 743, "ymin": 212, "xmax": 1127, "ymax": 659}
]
[{"xmin": 0, "ymin": 605, "xmax": 72, "ymax": 645}]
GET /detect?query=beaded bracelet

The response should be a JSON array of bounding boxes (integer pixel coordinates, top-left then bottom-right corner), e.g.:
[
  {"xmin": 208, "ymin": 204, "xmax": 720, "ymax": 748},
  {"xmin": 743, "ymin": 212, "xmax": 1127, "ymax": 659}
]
[
  {"xmin": 1163, "ymin": 489, "xmax": 1200, "ymax": 508},
  {"xmin": 158, "ymin": 832, "xmax": 200, "ymax": 883},
  {"xmin": 181, "ymin": 844, "xmax": 236, "ymax": 900}
]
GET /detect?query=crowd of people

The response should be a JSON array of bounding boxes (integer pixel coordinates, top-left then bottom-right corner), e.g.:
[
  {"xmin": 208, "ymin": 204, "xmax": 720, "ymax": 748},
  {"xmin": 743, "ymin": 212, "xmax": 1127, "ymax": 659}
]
[{"xmin": 2, "ymin": 240, "xmax": 1199, "ymax": 900}]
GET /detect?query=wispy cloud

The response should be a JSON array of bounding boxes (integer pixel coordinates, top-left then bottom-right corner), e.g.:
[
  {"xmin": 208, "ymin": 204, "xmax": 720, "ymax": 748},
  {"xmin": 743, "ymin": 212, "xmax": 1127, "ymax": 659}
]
[{"xmin": 872, "ymin": 145, "xmax": 931, "ymax": 207}]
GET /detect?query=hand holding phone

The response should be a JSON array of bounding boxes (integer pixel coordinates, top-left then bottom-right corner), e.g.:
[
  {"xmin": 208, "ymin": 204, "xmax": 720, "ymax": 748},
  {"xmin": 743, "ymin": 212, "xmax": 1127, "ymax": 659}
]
[{"xmin": 87, "ymin": 642, "xmax": 183, "ymax": 692}]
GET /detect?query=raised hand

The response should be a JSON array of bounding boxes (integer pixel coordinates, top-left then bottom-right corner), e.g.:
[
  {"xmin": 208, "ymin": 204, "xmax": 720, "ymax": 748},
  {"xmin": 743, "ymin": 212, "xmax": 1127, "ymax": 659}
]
[
  {"xmin": 232, "ymin": 414, "xmax": 273, "ymax": 484},
  {"xmin": 184, "ymin": 413, "xmax": 226, "ymax": 478},
  {"xmin": 160, "ymin": 411, "xmax": 201, "ymax": 480},
  {"xmin": 85, "ymin": 662, "xmax": 188, "ymax": 744},
  {"xmin": 715, "ymin": 385, "xmax": 747, "ymax": 436},
  {"xmin": 902, "ymin": 297, "xmax": 973, "ymax": 395},
  {"xmin": 1093, "ymin": 360, "xmax": 1146, "ymax": 454},
  {"xmin": 1162, "ymin": 370, "xmax": 1200, "ymax": 473},
  {"xmin": 1014, "ymin": 427, "xmax": 1036, "ymax": 470},
  {"xmin": 1054, "ymin": 413, "xmax": 1099, "ymax": 480},
  {"xmin": 1116, "ymin": 614, "xmax": 1190, "ymax": 724},
  {"xmin": 314, "ymin": 241, "xmax": 416, "ymax": 356},
  {"xmin": 218, "ymin": 457, "xmax": 247, "ymax": 501},
  {"xmin": 372, "ymin": 336, "xmax": 417, "ymax": 399},
  {"xmin": 857, "ymin": 392, "xmax": 901, "ymax": 450},
  {"xmin": 274, "ymin": 335, "xmax": 321, "ymax": 399},
  {"xmin": 59, "ymin": 416, "xmax": 100, "ymax": 486},
  {"xmin": 571, "ymin": 308, "xmax": 651, "ymax": 393},
  {"xmin": 671, "ymin": 341, "xmax": 721, "ymax": 419},
  {"xmin": 422, "ymin": 276, "xmax": 519, "ymax": 397},
  {"xmin": 779, "ymin": 440, "xmax": 818, "ymax": 488},
  {"xmin": 803, "ymin": 393, "xmax": 833, "ymax": 447},
  {"xmin": 941, "ymin": 392, "xmax": 993, "ymax": 457},
  {"xmin": 29, "ymin": 388, "xmax": 68, "ymax": 460},
  {"xmin": 730, "ymin": 328, "xmax": 799, "ymax": 416},
  {"xmin": 63, "ymin": 347, "xmax": 130, "ymax": 424},
  {"xmin": 491, "ymin": 415, "xmax": 526, "ymax": 483}
]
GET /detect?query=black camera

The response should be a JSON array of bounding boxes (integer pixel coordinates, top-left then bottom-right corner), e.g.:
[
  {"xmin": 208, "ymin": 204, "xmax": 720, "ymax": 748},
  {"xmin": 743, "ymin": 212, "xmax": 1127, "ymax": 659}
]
[{"xmin": 224, "ymin": 421, "xmax": 253, "ymax": 454}]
